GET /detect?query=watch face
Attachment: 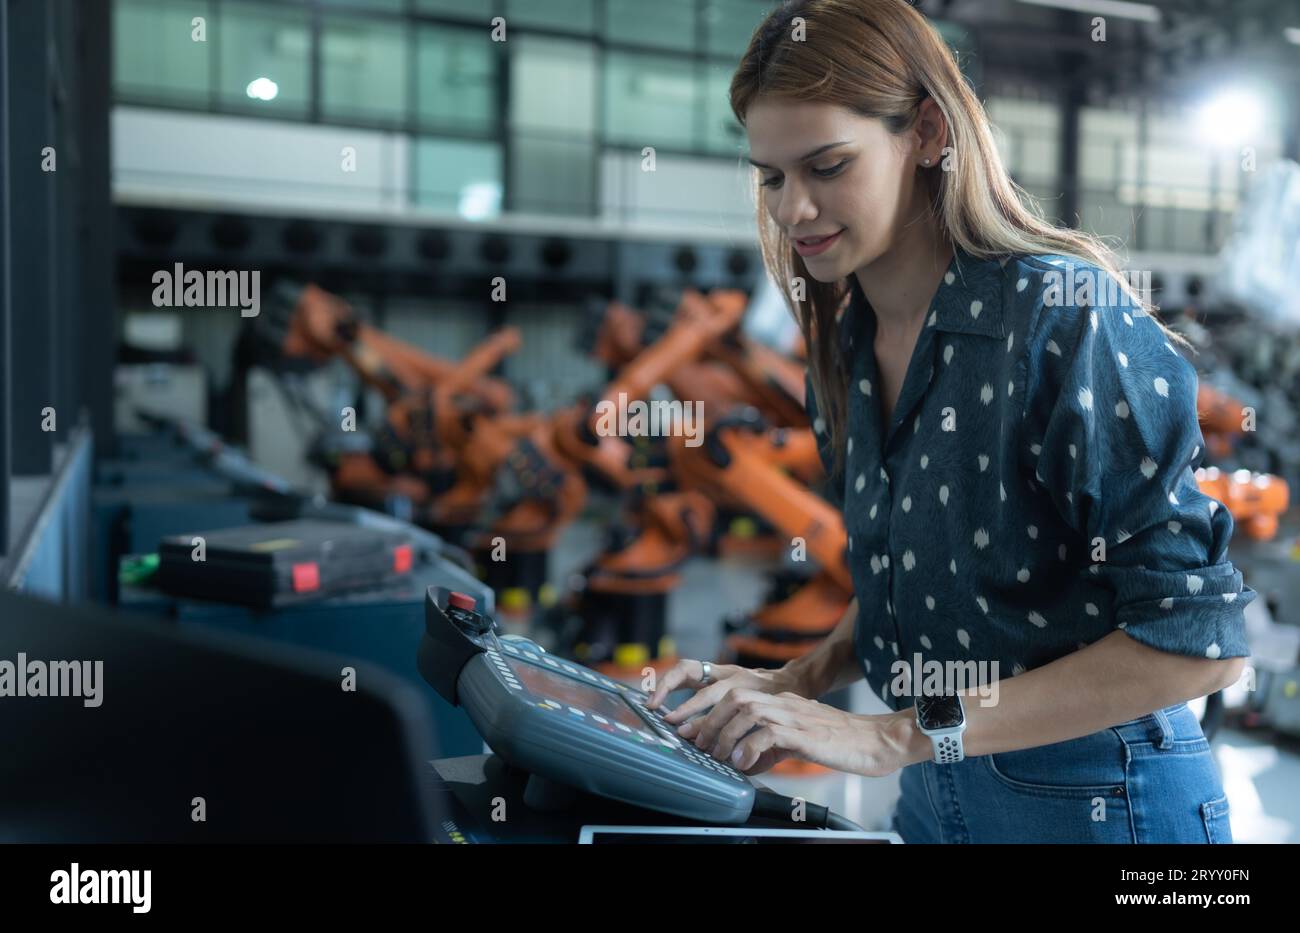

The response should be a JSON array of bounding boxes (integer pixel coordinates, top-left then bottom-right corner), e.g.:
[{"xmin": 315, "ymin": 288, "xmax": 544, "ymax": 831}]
[{"xmin": 916, "ymin": 694, "xmax": 964, "ymax": 730}]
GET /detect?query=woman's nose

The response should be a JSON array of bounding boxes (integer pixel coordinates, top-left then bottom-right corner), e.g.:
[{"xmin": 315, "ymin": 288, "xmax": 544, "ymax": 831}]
[{"xmin": 772, "ymin": 183, "xmax": 817, "ymax": 231}]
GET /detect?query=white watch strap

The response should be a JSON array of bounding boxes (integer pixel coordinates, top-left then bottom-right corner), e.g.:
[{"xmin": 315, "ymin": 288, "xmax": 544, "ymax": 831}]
[{"xmin": 931, "ymin": 731, "xmax": 964, "ymax": 764}]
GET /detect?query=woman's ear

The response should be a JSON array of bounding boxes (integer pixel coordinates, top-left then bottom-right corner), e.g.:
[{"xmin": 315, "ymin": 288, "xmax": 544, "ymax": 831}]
[{"xmin": 913, "ymin": 97, "xmax": 948, "ymax": 166}]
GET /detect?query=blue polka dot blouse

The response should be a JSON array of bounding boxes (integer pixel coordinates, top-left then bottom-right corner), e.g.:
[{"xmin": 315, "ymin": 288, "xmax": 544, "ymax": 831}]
[{"xmin": 806, "ymin": 249, "xmax": 1255, "ymax": 710}]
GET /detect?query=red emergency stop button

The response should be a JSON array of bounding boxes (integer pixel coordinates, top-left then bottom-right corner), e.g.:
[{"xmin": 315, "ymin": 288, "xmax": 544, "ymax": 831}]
[{"xmin": 448, "ymin": 591, "xmax": 477, "ymax": 611}]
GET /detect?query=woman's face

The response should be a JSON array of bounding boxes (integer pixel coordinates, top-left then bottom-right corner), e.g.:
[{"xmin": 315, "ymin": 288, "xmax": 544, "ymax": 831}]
[{"xmin": 746, "ymin": 99, "xmax": 922, "ymax": 281}]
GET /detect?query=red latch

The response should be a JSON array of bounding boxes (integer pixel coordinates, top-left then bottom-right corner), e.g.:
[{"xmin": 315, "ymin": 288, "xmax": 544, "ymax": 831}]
[{"xmin": 393, "ymin": 544, "xmax": 413, "ymax": 573}]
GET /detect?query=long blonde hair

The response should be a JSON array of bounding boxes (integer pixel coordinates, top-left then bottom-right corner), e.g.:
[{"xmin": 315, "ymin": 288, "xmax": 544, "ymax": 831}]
[{"xmin": 730, "ymin": 0, "xmax": 1184, "ymax": 482}]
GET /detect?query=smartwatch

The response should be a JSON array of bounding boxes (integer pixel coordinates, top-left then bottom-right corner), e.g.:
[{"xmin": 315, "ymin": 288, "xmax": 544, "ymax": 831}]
[{"xmin": 915, "ymin": 693, "xmax": 967, "ymax": 764}]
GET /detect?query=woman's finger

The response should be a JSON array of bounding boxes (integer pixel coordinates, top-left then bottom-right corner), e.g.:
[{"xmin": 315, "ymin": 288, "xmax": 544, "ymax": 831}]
[
  {"xmin": 710, "ymin": 695, "xmax": 800, "ymax": 762},
  {"xmin": 644, "ymin": 660, "xmax": 698, "ymax": 709},
  {"xmin": 733, "ymin": 723, "xmax": 804, "ymax": 772},
  {"xmin": 647, "ymin": 660, "xmax": 741, "ymax": 710},
  {"xmin": 743, "ymin": 744, "xmax": 795, "ymax": 775},
  {"xmin": 709, "ymin": 708, "xmax": 765, "ymax": 763},
  {"xmin": 690, "ymin": 687, "xmax": 764, "ymax": 752},
  {"xmin": 661, "ymin": 676, "xmax": 733, "ymax": 724}
]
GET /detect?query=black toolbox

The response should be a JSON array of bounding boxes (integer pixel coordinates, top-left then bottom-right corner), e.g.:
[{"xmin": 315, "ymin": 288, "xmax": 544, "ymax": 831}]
[{"xmin": 157, "ymin": 520, "xmax": 415, "ymax": 608}]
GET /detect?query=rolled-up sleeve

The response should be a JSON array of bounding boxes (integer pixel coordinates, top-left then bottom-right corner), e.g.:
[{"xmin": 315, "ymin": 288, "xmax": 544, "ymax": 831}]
[{"xmin": 1021, "ymin": 294, "xmax": 1253, "ymax": 661}]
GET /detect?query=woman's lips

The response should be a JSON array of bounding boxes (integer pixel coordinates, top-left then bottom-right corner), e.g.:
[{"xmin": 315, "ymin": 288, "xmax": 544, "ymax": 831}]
[{"xmin": 793, "ymin": 229, "xmax": 844, "ymax": 256}]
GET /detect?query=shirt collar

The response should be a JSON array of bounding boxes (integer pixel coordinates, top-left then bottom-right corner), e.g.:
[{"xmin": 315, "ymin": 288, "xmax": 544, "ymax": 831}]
[{"xmin": 928, "ymin": 248, "xmax": 1007, "ymax": 339}]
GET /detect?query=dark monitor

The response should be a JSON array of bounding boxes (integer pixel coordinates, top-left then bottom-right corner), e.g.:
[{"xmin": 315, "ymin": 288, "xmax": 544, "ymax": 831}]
[{"xmin": 0, "ymin": 590, "xmax": 439, "ymax": 842}]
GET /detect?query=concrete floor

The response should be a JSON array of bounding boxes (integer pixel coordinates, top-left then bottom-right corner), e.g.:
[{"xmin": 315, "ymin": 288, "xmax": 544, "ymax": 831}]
[{"xmin": 546, "ymin": 512, "xmax": 1300, "ymax": 842}]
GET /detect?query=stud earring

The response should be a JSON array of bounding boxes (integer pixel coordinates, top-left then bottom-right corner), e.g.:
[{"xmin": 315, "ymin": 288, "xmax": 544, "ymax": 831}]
[{"xmin": 922, "ymin": 157, "xmax": 931, "ymax": 166}]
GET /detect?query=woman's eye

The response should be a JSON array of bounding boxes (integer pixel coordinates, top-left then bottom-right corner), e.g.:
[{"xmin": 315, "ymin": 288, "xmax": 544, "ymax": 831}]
[
  {"xmin": 759, "ymin": 161, "xmax": 847, "ymax": 188},
  {"xmin": 812, "ymin": 160, "xmax": 848, "ymax": 178}
]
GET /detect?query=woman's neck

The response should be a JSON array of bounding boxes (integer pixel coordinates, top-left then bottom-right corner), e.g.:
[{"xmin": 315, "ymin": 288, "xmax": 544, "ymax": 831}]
[{"xmin": 854, "ymin": 221, "xmax": 953, "ymax": 344}]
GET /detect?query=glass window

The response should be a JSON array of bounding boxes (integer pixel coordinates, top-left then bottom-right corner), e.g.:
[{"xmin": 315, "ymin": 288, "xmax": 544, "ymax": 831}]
[
  {"xmin": 217, "ymin": 1, "xmax": 311, "ymax": 117},
  {"xmin": 321, "ymin": 14, "xmax": 409, "ymax": 123},
  {"xmin": 1140, "ymin": 143, "xmax": 1213, "ymax": 209},
  {"xmin": 415, "ymin": 25, "xmax": 495, "ymax": 133},
  {"xmin": 321, "ymin": 0, "xmax": 405, "ymax": 11},
  {"xmin": 604, "ymin": 51, "xmax": 699, "ymax": 149},
  {"xmin": 505, "ymin": 0, "xmax": 596, "ymax": 33},
  {"xmin": 1017, "ymin": 136, "xmax": 1058, "ymax": 185},
  {"xmin": 412, "ymin": 138, "xmax": 503, "ymax": 217},
  {"xmin": 114, "ymin": 0, "xmax": 212, "ymax": 105},
  {"xmin": 605, "ymin": 0, "xmax": 695, "ymax": 52},
  {"xmin": 1079, "ymin": 198, "xmax": 1135, "ymax": 245},
  {"xmin": 702, "ymin": 62, "xmax": 743, "ymax": 154},
  {"xmin": 1080, "ymin": 107, "xmax": 1136, "ymax": 189},
  {"xmin": 510, "ymin": 136, "xmax": 597, "ymax": 216},
  {"xmin": 419, "ymin": 0, "xmax": 497, "ymax": 22},
  {"xmin": 988, "ymin": 97, "xmax": 1059, "ymax": 188},
  {"xmin": 1142, "ymin": 206, "xmax": 1215, "ymax": 252},
  {"xmin": 510, "ymin": 36, "xmax": 596, "ymax": 216},
  {"xmin": 1080, "ymin": 140, "xmax": 1120, "ymax": 187},
  {"xmin": 703, "ymin": 0, "xmax": 770, "ymax": 58},
  {"xmin": 932, "ymin": 19, "xmax": 980, "ymax": 88},
  {"xmin": 510, "ymin": 36, "xmax": 595, "ymax": 136}
]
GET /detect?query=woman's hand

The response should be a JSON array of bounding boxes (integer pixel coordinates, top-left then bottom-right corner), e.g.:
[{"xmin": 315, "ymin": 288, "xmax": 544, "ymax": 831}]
[
  {"xmin": 645, "ymin": 659, "xmax": 919, "ymax": 777},
  {"xmin": 645, "ymin": 659, "xmax": 805, "ymax": 712}
]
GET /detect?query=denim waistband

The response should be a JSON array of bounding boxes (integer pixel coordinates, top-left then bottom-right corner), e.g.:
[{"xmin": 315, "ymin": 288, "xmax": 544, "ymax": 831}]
[{"xmin": 1110, "ymin": 702, "xmax": 1201, "ymax": 748}]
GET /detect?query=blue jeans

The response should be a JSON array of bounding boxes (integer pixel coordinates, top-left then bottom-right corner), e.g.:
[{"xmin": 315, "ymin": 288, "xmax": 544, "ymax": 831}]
[{"xmin": 891, "ymin": 703, "xmax": 1232, "ymax": 843}]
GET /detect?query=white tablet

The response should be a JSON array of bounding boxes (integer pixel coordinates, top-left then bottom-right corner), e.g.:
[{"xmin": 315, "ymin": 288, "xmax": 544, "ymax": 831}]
[{"xmin": 578, "ymin": 825, "xmax": 904, "ymax": 844}]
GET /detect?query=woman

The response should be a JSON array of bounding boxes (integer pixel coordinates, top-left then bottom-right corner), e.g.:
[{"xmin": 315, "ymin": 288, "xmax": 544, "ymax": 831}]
[{"xmin": 645, "ymin": 0, "xmax": 1250, "ymax": 843}]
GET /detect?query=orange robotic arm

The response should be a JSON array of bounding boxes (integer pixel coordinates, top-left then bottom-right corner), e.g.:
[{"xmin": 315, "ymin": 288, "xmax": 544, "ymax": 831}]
[
  {"xmin": 1197, "ymin": 383, "xmax": 1246, "ymax": 461},
  {"xmin": 672, "ymin": 411, "xmax": 849, "ymax": 593},
  {"xmin": 552, "ymin": 289, "xmax": 748, "ymax": 491},
  {"xmin": 282, "ymin": 282, "xmax": 519, "ymax": 411},
  {"xmin": 1196, "ymin": 467, "xmax": 1290, "ymax": 541}
]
